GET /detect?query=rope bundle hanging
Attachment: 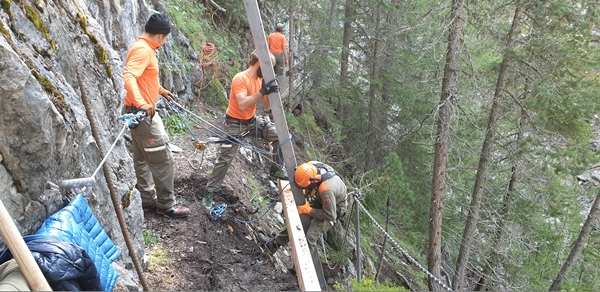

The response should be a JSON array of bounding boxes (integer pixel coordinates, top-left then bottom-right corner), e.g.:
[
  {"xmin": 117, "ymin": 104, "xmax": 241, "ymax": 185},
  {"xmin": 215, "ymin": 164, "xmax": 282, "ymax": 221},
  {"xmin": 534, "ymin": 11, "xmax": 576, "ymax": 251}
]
[{"xmin": 193, "ymin": 42, "xmax": 222, "ymax": 113}]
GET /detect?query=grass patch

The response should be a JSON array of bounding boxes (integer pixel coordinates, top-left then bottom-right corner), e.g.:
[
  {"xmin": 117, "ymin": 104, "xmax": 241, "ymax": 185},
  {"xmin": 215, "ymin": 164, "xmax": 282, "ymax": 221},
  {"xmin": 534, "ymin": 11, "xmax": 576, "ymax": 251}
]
[
  {"xmin": 147, "ymin": 247, "xmax": 170, "ymax": 269},
  {"xmin": 143, "ymin": 228, "xmax": 160, "ymax": 245}
]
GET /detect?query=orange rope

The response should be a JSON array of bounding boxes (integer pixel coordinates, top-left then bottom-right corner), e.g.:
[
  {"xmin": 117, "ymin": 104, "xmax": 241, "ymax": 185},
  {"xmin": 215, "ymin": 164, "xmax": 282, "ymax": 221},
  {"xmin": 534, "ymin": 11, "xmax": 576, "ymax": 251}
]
[{"xmin": 193, "ymin": 42, "xmax": 223, "ymax": 113}]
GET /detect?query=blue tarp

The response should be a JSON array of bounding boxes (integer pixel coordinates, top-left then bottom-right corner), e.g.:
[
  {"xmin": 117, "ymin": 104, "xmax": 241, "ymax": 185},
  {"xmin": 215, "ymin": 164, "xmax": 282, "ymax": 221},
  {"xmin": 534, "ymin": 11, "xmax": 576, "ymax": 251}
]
[{"xmin": 36, "ymin": 194, "xmax": 121, "ymax": 291}]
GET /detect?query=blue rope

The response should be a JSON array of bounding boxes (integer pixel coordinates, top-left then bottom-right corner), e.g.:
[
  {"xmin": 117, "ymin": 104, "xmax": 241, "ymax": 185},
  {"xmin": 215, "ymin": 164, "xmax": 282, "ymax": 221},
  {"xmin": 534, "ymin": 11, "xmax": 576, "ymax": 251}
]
[{"xmin": 210, "ymin": 203, "xmax": 228, "ymax": 220}]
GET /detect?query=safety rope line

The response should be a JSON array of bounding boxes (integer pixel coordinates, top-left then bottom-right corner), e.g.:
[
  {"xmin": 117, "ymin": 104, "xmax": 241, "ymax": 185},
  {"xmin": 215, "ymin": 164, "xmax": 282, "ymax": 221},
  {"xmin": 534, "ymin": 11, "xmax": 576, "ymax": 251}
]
[
  {"xmin": 235, "ymin": 182, "xmax": 289, "ymax": 224},
  {"xmin": 165, "ymin": 99, "xmax": 287, "ymax": 170},
  {"xmin": 354, "ymin": 196, "xmax": 453, "ymax": 291}
]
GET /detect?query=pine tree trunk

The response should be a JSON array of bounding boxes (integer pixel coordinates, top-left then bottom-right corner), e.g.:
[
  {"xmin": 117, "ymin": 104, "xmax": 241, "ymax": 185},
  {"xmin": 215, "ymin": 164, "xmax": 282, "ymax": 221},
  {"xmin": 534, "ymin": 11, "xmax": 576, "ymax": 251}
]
[
  {"xmin": 364, "ymin": 21, "xmax": 379, "ymax": 171},
  {"xmin": 453, "ymin": 6, "xmax": 522, "ymax": 290},
  {"xmin": 476, "ymin": 88, "xmax": 528, "ymax": 291},
  {"xmin": 428, "ymin": 0, "xmax": 465, "ymax": 290},
  {"xmin": 338, "ymin": 0, "xmax": 353, "ymax": 119},
  {"xmin": 549, "ymin": 189, "xmax": 600, "ymax": 291}
]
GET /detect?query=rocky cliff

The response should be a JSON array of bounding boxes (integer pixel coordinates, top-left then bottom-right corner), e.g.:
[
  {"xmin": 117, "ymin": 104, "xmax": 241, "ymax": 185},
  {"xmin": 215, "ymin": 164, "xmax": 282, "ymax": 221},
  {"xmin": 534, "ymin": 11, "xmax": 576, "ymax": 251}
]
[{"xmin": 0, "ymin": 0, "xmax": 197, "ymax": 289}]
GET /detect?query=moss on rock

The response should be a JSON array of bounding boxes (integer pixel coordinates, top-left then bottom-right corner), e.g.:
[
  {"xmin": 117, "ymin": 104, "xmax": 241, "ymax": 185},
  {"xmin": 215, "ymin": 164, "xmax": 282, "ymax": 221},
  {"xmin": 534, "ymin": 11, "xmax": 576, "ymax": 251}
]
[
  {"xmin": 78, "ymin": 12, "xmax": 112, "ymax": 77},
  {"xmin": 24, "ymin": 3, "xmax": 56, "ymax": 52},
  {"xmin": 1, "ymin": 0, "xmax": 12, "ymax": 20},
  {"xmin": 32, "ymin": 70, "xmax": 68, "ymax": 116}
]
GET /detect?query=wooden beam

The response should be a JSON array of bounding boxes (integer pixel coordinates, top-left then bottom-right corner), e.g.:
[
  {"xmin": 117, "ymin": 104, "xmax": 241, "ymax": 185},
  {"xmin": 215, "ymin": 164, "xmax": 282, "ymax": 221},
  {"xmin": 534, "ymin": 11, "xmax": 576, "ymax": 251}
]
[
  {"xmin": 0, "ymin": 199, "xmax": 52, "ymax": 291},
  {"xmin": 278, "ymin": 180, "xmax": 321, "ymax": 291},
  {"xmin": 242, "ymin": 1, "xmax": 322, "ymax": 290}
]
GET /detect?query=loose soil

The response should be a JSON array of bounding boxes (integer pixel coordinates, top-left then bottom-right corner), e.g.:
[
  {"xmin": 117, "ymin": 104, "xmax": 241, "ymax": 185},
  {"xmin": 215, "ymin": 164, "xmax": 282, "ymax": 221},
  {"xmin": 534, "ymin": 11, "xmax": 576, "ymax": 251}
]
[{"xmin": 141, "ymin": 110, "xmax": 309, "ymax": 291}]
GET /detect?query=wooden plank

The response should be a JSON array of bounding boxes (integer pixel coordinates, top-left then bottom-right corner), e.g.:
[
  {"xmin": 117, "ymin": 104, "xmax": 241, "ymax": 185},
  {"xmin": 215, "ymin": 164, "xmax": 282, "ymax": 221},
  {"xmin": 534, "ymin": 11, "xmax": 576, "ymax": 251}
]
[
  {"xmin": 278, "ymin": 180, "xmax": 321, "ymax": 291},
  {"xmin": 241, "ymin": 1, "xmax": 322, "ymax": 290},
  {"xmin": 0, "ymin": 199, "xmax": 52, "ymax": 291}
]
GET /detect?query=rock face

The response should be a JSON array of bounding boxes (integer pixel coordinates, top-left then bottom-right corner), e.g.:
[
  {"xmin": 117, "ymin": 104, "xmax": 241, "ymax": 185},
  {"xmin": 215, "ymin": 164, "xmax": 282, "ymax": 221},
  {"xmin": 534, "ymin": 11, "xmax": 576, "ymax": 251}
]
[{"xmin": 0, "ymin": 0, "xmax": 197, "ymax": 288}]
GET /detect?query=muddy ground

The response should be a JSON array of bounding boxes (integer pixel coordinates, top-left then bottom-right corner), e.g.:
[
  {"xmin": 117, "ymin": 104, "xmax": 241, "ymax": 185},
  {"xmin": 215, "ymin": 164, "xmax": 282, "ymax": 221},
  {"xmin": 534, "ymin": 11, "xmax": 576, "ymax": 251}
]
[{"xmin": 140, "ymin": 109, "xmax": 312, "ymax": 291}]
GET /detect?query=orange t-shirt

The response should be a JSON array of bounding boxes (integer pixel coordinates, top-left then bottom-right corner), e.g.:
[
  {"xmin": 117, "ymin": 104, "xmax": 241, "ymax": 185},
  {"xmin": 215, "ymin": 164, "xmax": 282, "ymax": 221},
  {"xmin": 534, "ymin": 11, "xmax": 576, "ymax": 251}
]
[
  {"xmin": 226, "ymin": 70, "xmax": 262, "ymax": 120},
  {"xmin": 267, "ymin": 32, "xmax": 286, "ymax": 54},
  {"xmin": 123, "ymin": 37, "xmax": 167, "ymax": 108}
]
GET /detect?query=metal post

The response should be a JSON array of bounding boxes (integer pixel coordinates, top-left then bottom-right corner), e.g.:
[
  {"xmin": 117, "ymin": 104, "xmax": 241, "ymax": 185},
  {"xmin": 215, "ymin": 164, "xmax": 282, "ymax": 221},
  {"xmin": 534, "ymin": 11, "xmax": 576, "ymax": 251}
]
[{"xmin": 355, "ymin": 188, "xmax": 362, "ymax": 284}]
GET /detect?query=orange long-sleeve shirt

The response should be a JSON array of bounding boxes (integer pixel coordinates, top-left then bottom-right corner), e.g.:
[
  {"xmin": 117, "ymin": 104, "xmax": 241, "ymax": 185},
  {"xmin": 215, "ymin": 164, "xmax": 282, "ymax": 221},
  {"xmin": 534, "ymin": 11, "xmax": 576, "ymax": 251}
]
[{"xmin": 123, "ymin": 37, "xmax": 167, "ymax": 108}]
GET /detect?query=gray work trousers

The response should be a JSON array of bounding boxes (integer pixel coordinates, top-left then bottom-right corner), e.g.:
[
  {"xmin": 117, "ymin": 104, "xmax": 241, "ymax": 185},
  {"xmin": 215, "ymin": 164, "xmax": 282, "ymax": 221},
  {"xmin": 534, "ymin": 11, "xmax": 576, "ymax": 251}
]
[
  {"xmin": 275, "ymin": 215, "xmax": 334, "ymax": 258},
  {"xmin": 129, "ymin": 113, "xmax": 175, "ymax": 209},
  {"xmin": 273, "ymin": 53, "xmax": 285, "ymax": 79},
  {"xmin": 206, "ymin": 115, "xmax": 281, "ymax": 192}
]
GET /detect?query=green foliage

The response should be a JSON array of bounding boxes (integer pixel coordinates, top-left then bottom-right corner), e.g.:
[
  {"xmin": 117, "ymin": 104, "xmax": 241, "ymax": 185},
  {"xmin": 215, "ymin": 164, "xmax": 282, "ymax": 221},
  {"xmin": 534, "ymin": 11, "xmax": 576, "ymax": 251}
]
[
  {"xmin": 162, "ymin": 113, "xmax": 189, "ymax": 137},
  {"xmin": 347, "ymin": 277, "xmax": 407, "ymax": 291}
]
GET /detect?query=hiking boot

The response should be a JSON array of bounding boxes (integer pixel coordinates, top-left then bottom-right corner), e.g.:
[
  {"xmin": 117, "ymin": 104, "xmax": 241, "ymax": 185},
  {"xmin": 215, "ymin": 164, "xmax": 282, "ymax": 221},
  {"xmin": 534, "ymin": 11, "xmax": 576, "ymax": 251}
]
[
  {"xmin": 270, "ymin": 168, "xmax": 288, "ymax": 180},
  {"xmin": 202, "ymin": 190, "xmax": 214, "ymax": 210},
  {"xmin": 142, "ymin": 202, "xmax": 156, "ymax": 213},
  {"xmin": 258, "ymin": 233, "xmax": 280, "ymax": 253},
  {"xmin": 156, "ymin": 205, "xmax": 190, "ymax": 218}
]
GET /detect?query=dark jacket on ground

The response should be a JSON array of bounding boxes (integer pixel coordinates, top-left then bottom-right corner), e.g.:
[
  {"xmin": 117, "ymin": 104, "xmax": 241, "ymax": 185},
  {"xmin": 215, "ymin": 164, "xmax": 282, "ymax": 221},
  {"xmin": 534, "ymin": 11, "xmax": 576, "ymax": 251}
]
[{"xmin": 0, "ymin": 235, "xmax": 102, "ymax": 291}]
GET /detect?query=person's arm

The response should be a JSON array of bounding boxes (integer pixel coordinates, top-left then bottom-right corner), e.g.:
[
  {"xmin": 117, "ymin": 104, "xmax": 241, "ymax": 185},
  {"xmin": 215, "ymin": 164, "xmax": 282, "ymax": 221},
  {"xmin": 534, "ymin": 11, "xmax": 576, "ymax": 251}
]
[
  {"xmin": 236, "ymin": 90, "xmax": 264, "ymax": 111},
  {"xmin": 123, "ymin": 46, "xmax": 151, "ymax": 108}
]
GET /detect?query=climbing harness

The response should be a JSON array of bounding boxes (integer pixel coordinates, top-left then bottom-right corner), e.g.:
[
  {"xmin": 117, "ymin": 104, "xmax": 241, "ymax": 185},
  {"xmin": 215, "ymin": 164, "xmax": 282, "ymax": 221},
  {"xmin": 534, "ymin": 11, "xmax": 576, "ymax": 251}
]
[{"xmin": 210, "ymin": 203, "xmax": 228, "ymax": 220}]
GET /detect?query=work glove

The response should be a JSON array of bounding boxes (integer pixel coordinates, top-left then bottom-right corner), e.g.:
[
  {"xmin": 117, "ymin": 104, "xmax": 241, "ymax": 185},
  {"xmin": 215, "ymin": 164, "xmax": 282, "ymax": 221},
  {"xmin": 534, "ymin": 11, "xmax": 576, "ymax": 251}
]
[
  {"xmin": 297, "ymin": 201, "xmax": 312, "ymax": 216},
  {"xmin": 259, "ymin": 79, "xmax": 279, "ymax": 95},
  {"xmin": 161, "ymin": 91, "xmax": 175, "ymax": 101},
  {"xmin": 139, "ymin": 103, "xmax": 156, "ymax": 118}
]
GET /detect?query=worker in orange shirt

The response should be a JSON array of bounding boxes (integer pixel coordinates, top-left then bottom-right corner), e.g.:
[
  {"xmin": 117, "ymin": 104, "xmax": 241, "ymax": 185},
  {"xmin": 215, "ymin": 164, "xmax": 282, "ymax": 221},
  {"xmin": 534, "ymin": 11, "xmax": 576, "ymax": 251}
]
[
  {"xmin": 203, "ymin": 51, "xmax": 286, "ymax": 209},
  {"xmin": 123, "ymin": 13, "xmax": 190, "ymax": 218},
  {"xmin": 267, "ymin": 23, "xmax": 288, "ymax": 81}
]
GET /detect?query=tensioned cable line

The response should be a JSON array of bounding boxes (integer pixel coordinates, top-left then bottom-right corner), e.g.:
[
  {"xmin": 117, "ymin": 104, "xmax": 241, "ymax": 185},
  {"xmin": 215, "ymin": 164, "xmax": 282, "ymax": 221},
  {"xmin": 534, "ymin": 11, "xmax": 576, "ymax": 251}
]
[
  {"xmin": 354, "ymin": 197, "xmax": 453, "ymax": 291},
  {"xmin": 165, "ymin": 99, "xmax": 290, "ymax": 169}
]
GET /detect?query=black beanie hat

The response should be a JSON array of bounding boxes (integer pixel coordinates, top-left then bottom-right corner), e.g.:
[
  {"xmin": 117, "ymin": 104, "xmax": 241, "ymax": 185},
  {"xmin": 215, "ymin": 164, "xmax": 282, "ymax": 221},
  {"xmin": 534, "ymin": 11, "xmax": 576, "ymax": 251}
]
[{"xmin": 145, "ymin": 13, "xmax": 171, "ymax": 34}]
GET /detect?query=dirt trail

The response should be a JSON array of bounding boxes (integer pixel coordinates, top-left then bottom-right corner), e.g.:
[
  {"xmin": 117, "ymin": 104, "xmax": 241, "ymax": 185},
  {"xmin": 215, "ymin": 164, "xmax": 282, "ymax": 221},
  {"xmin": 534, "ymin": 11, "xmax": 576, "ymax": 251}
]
[{"xmin": 141, "ymin": 112, "xmax": 303, "ymax": 291}]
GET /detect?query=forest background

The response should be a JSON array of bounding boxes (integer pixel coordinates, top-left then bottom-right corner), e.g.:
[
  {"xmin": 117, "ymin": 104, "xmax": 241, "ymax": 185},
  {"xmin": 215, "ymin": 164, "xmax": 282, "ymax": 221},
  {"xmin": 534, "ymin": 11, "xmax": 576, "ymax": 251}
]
[{"xmin": 156, "ymin": 0, "xmax": 600, "ymax": 291}]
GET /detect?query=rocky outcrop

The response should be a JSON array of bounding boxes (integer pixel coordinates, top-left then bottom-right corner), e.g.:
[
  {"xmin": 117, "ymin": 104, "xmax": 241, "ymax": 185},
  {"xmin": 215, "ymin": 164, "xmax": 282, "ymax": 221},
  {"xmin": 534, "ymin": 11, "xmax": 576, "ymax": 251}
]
[{"xmin": 0, "ymin": 0, "xmax": 197, "ymax": 288}]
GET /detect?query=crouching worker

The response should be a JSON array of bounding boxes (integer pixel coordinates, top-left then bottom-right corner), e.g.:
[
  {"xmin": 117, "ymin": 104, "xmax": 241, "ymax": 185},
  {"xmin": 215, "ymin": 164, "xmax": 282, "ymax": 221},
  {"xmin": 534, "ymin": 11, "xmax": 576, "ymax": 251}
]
[{"xmin": 259, "ymin": 161, "xmax": 348, "ymax": 257}]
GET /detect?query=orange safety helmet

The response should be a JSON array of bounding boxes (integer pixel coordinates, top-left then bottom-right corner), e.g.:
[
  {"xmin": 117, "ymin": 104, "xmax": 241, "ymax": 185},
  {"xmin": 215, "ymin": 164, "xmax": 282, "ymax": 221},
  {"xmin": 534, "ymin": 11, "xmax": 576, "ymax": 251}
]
[{"xmin": 294, "ymin": 162, "xmax": 319, "ymax": 189}]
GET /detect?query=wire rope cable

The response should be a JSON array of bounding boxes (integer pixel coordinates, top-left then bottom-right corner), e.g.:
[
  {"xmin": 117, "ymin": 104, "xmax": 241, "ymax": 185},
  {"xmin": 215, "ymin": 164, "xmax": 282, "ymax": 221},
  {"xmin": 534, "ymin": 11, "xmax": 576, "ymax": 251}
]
[{"xmin": 355, "ymin": 198, "xmax": 453, "ymax": 291}]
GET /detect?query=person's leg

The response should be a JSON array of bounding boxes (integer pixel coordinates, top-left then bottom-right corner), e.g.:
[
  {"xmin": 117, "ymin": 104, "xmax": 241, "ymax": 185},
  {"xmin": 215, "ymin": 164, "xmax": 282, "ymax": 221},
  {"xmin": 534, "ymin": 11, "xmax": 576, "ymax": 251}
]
[
  {"xmin": 129, "ymin": 119, "xmax": 156, "ymax": 207},
  {"xmin": 205, "ymin": 122, "xmax": 242, "ymax": 192},
  {"xmin": 143, "ymin": 114, "xmax": 176, "ymax": 210},
  {"xmin": 274, "ymin": 53, "xmax": 284, "ymax": 78},
  {"xmin": 261, "ymin": 120, "xmax": 288, "ymax": 179},
  {"xmin": 305, "ymin": 218, "xmax": 333, "ymax": 256}
]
